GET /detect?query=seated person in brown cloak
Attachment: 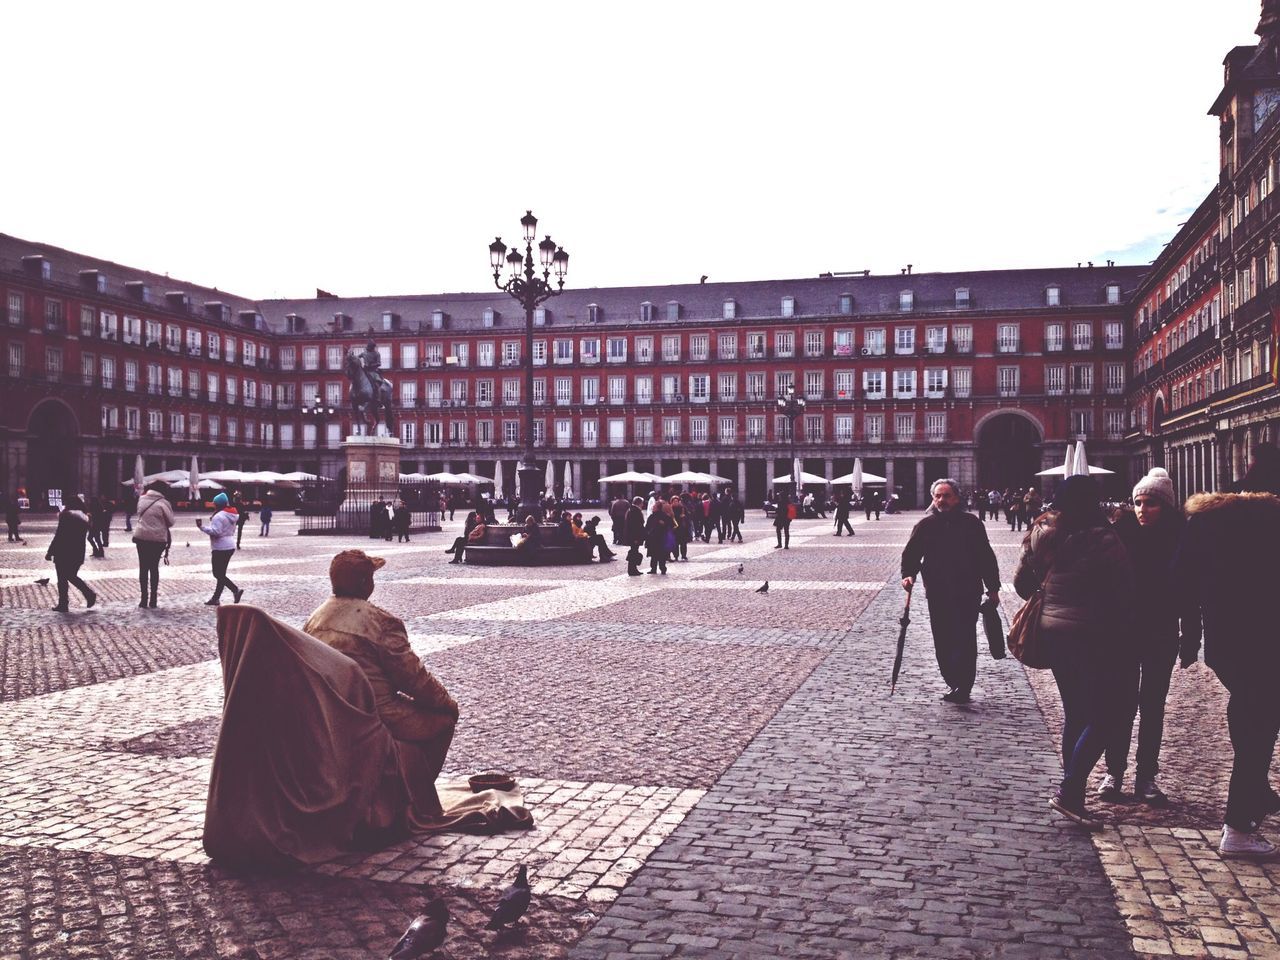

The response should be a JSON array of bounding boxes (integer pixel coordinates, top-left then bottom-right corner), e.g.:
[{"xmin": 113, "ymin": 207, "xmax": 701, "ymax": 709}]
[{"xmin": 304, "ymin": 550, "xmax": 458, "ymax": 819}]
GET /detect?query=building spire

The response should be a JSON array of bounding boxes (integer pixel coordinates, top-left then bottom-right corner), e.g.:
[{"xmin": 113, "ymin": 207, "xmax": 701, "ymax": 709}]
[{"xmin": 1260, "ymin": 0, "xmax": 1280, "ymax": 40}]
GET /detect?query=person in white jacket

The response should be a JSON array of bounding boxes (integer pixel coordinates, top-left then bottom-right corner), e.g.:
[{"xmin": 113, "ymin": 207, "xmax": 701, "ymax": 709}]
[
  {"xmin": 132, "ymin": 482, "xmax": 175, "ymax": 609},
  {"xmin": 198, "ymin": 492, "xmax": 244, "ymax": 606}
]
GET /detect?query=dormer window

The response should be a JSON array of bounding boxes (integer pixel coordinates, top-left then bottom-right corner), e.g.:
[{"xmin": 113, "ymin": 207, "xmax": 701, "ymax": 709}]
[
  {"xmin": 1046, "ymin": 285, "xmax": 1061, "ymax": 307},
  {"xmin": 781, "ymin": 296, "xmax": 795, "ymax": 318},
  {"xmin": 482, "ymin": 308, "xmax": 495, "ymax": 328},
  {"xmin": 587, "ymin": 304, "xmax": 601, "ymax": 323},
  {"xmin": 640, "ymin": 301, "xmax": 653, "ymax": 323},
  {"xmin": 839, "ymin": 293, "xmax": 853, "ymax": 315},
  {"xmin": 667, "ymin": 301, "xmax": 680, "ymax": 322},
  {"xmin": 1105, "ymin": 283, "xmax": 1121, "ymax": 305},
  {"xmin": 22, "ymin": 255, "xmax": 50, "ymax": 280},
  {"xmin": 534, "ymin": 307, "xmax": 546, "ymax": 326},
  {"xmin": 722, "ymin": 299, "xmax": 736, "ymax": 320},
  {"xmin": 431, "ymin": 309, "xmax": 445, "ymax": 330},
  {"xmin": 382, "ymin": 311, "xmax": 401, "ymax": 331},
  {"xmin": 899, "ymin": 290, "xmax": 914, "ymax": 312},
  {"xmin": 954, "ymin": 287, "xmax": 970, "ymax": 308}
]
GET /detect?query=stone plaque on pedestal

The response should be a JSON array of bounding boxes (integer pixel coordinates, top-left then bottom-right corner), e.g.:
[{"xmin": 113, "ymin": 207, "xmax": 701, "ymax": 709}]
[{"xmin": 336, "ymin": 435, "xmax": 402, "ymax": 533}]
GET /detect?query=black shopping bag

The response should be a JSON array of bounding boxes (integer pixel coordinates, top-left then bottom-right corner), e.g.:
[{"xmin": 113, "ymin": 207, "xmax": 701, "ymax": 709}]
[{"xmin": 980, "ymin": 596, "xmax": 1006, "ymax": 660}]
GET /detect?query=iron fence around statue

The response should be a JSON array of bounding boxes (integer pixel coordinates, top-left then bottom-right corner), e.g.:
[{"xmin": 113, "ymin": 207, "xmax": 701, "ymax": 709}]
[{"xmin": 297, "ymin": 479, "xmax": 443, "ymax": 535}]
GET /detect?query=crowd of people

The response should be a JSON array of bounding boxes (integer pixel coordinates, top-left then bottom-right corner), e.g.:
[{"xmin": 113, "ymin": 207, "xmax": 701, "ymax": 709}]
[{"xmin": 901, "ymin": 450, "xmax": 1280, "ymax": 860}]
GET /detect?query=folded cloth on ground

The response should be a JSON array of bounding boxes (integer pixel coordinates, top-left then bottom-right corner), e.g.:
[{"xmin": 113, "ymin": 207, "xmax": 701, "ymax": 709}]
[{"xmin": 407, "ymin": 779, "xmax": 534, "ymax": 835}]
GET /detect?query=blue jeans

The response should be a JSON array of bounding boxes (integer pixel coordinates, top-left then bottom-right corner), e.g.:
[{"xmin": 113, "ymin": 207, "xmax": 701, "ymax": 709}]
[{"xmin": 1051, "ymin": 643, "xmax": 1126, "ymax": 803}]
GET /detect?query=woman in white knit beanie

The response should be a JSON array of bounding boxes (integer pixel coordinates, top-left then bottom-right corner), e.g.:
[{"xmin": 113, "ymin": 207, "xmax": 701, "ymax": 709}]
[{"xmin": 1099, "ymin": 466, "xmax": 1197, "ymax": 807}]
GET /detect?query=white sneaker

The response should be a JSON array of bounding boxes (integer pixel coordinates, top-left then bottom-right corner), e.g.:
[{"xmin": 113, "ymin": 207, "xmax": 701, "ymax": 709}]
[
  {"xmin": 1097, "ymin": 774, "xmax": 1121, "ymax": 800},
  {"xmin": 1219, "ymin": 825, "xmax": 1278, "ymax": 860}
]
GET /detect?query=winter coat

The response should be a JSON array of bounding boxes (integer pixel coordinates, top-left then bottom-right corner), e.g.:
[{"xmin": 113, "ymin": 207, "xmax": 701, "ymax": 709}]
[
  {"xmin": 773, "ymin": 501, "xmax": 793, "ymax": 528},
  {"xmin": 131, "ymin": 490, "xmax": 175, "ymax": 544},
  {"xmin": 624, "ymin": 504, "xmax": 646, "ymax": 545},
  {"xmin": 1111, "ymin": 509, "xmax": 1194, "ymax": 647},
  {"xmin": 1013, "ymin": 511, "xmax": 1133, "ymax": 657},
  {"xmin": 1173, "ymin": 492, "xmax": 1280, "ymax": 675},
  {"xmin": 393, "ymin": 506, "xmax": 410, "ymax": 531},
  {"xmin": 644, "ymin": 511, "xmax": 672, "ymax": 555},
  {"xmin": 672, "ymin": 504, "xmax": 691, "ymax": 544},
  {"xmin": 303, "ymin": 596, "xmax": 458, "ymax": 741},
  {"xmin": 901, "ymin": 508, "xmax": 1001, "ymax": 606},
  {"xmin": 202, "ymin": 508, "xmax": 239, "ymax": 551},
  {"xmin": 259, "ymin": 506, "xmax": 274, "ymax": 523},
  {"xmin": 46, "ymin": 509, "xmax": 90, "ymax": 567}
]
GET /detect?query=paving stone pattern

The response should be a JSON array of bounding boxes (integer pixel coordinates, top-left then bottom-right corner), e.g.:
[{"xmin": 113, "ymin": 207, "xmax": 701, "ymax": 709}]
[{"xmin": 1, "ymin": 510, "xmax": 1277, "ymax": 958}]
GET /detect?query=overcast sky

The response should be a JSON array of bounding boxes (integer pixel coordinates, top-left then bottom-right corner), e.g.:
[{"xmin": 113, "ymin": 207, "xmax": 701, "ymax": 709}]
[{"xmin": 1, "ymin": 1, "xmax": 1262, "ymax": 299}]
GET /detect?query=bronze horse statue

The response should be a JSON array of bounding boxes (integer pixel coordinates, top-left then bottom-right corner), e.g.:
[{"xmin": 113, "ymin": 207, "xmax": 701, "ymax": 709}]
[{"xmin": 344, "ymin": 348, "xmax": 396, "ymax": 435}]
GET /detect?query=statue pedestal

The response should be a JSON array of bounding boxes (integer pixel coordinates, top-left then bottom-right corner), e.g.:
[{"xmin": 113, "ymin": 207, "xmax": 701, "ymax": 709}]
[{"xmin": 337, "ymin": 435, "xmax": 403, "ymax": 534}]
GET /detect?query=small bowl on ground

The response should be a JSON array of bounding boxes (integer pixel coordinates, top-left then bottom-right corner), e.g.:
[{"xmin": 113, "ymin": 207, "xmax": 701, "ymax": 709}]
[{"xmin": 469, "ymin": 772, "xmax": 516, "ymax": 793}]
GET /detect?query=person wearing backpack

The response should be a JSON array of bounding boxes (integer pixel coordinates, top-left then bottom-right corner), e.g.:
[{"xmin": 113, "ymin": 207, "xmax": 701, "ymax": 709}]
[
  {"xmin": 1013, "ymin": 474, "xmax": 1134, "ymax": 831},
  {"xmin": 132, "ymin": 481, "xmax": 175, "ymax": 609}
]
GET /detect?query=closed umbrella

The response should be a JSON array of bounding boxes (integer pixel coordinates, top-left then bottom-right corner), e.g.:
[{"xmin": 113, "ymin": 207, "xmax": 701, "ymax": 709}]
[
  {"xmin": 545, "ymin": 460, "xmax": 555, "ymax": 496},
  {"xmin": 1063, "ymin": 442, "xmax": 1076, "ymax": 477},
  {"xmin": 132, "ymin": 454, "xmax": 145, "ymax": 498},
  {"xmin": 564, "ymin": 462, "xmax": 575, "ymax": 500},
  {"xmin": 493, "ymin": 460, "xmax": 505, "ymax": 502},
  {"xmin": 1072, "ymin": 440, "xmax": 1090, "ymax": 477},
  {"xmin": 852, "ymin": 458, "xmax": 864, "ymax": 497},
  {"xmin": 188, "ymin": 455, "xmax": 200, "ymax": 502},
  {"xmin": 792, "ymin": 456, "xmax": 803, "ymax": 490}
]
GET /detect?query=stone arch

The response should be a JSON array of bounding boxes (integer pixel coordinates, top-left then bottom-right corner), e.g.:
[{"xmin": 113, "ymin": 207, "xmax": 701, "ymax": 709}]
[
  {"xmin": 975, "ymin": 410, "xmax": 1044, "ymax": 492},
  {"xmin": 26, "ymin": 398, "xmax": 82, "ymax": 504}
]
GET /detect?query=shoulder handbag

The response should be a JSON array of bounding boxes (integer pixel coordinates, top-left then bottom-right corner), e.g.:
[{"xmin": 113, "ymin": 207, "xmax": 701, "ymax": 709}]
[{"xmin": 1007, "ymin": 556, "xmax": 1053, "ymax": 669}]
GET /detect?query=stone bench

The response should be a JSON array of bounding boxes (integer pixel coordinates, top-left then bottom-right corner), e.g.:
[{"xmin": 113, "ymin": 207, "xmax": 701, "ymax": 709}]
[{"xmin": 462, "ymin": 524, "xmax": 595, "ymax": 566}]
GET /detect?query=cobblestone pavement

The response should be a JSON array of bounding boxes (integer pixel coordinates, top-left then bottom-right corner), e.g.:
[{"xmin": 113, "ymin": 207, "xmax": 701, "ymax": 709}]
[{"xmin": 0, "ymin": 510, "xmax": 1276, "ymax": 958}]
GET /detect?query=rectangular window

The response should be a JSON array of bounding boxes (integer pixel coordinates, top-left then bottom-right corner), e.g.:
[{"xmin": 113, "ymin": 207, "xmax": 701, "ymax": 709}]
[
  {"xmin": 1072, "ymin": 409, "xmax": 1092, "ymax": 436},
  {"xmin": 775, "ymin": 371, "xmax": 794, "ymax": 397},
  {"xmin": 747, "ymin": 333, "xmax": 766, "ymax": 359},
  {"xmin": 839, "ymin": 293, "xmax": 854, "ymax": 315},
  {"xmin": 478, "ymin": 342, "xmax": 495, "ymax": 367},
  {"xmin": 7, "ymin": 292, "xmax": 22, "ymax": 326},
  {"xmin": 899, "ymin": 291, "xmax": 914, "ymax": 312},
  {"xmin": 635, "ymin": 376, "xmax": 653, "ymax": 403},
  {"xmin": 400, "ymin": 380, "xmax": 418, "ymax": 406},
  {"xmin": 531, "ymin": 340, "xmax": 547, "ymax": 366},
  {"xmin": 1045, "ymin": 323, "xmax": 1065, "ymax": 352},
  {"xmin": 689, "ymin": 334, "xmax": 709, "ymax": 361},
  {"xmin": 303, "ymin": 346, "xmax": 319, "ymax": 370},
  {"xmin": 580, "ymin": 338, "xmax": 600, "ymax": 363},
  {"xmin": 1073, "ymin": 322, "xmax": 1093, "ymax": 350},
  {"xmin": 325, "ymin": 345, "xmax": 342, "ymax": 370},
  {"xmin": 45, "ymin": 299, "xmax": 64, "ymax": 332},
  {"xmin": 833, "ymin": 330, "xmax": 854, "ymax": 357},
  {"xmin": 100, "ymin": 311, "xmax": 118, "ymax": 341},
  {"xmin": 400, "ymin": 343, "xmax": 418, "ymax": 370},
  {"xmin": 895, "ymin": 327, "xmax": 916, "ymax": 354},
  {"xmin": 717, "ymin": 372, "xmax": 737, "ymax": 401},
  {"xmin": 278, "ymin": 345, "xmax": 295, "ymax": 370},
  {"xmin": 607, "ymin": 337, "xmax": 627, "ymax": 362},
  {"xmin": 746, "ymin": 416, "xmax": 765, "ymax": 442},
  {"xmin": 781, "ymin": 296, "xmax": 795, "ymax": 318},
  {"xmin": 608, "ymin": 375, "xmax": 626, "ymax": 403},
  {"xmin": 893, "ymin": 369, "xmax": 917, "ymax": 398},
  {"xmin": 531, "ymin": 379, "xmax": 546, "ymax": 405},
  {"xmin": 1106, "ymin": 409, "xmax": 1125, "ymax": 438},
  {"xmin": 100, "ymin": 356, "xmax": 115, "ymax": 390},
  {"xmin": 952, "ymin": 325, "xmax": 972, "ymax": 353},
  {"xmin": 865, "ymin": 328, "xmax": 886, "ymax": 356},
  {"xmin": 503, "ymin": 421, "xmax": 520, "ymax": 446},
  {"xmin": 804, "ymin": 331, "xmax": 823, "ymax": 357},
  {"xmin": 834, "ymin": 370, "xmax": 855, "ymax": 399},
  {"xmin": 719, "ymin": 416, "xmax": 737, "ymax": 444},
  {"xmin": 689, "ymin": 374, "xmax": 710, "ymax": 402},
  {"xmin": 895, "ymin": 412, "xmax": 914, "ymax": 442},
  {"xmin": 636, "ymin": 336, "xmax": 653, "ymax": 362},
  {"xmin": 746, "ymin": 372, "xmax": 766, "ymax": 401},
  {"xmin": 501, "ymin": 340, "xmax": 520, "ymax": 365},
  {"xmin": 926, "ymin": 326, "xmax": 947, "ymax": 354},
  {"xmin": 242, "ymin": 339, "xmax": 256, "ymax": 366},
  {"xmin": 634, "ymin": 419, "xmax": 652, "ymax": 444},
  {"xmin": 6, "ymin": 342, "xmax": 22, "ymax": 378},
  {"xmin": 924, "ymin": 368, "xmax": 947, "ymax": 397},
  {"xmin": 662, "ymin": 374, "xmax": 680, "ymax": 402},
  {"xmin": 775, "ymin": 415, "xmax": 792, "ymax": 442},
  {"xmin": 1104, "ymin": 322, "xmax": 1124, "ymax": 350},
  {"xmin": 1105, "ymin": 363, "xmax": 1125, "ymax": 394},
  {"xmin": 926, "ymin": 412, "xmax": 946, "ymax": 442},
  {"xmin": 865, "ymin": 413, "xmax": 884, "ymax": 443},
  {"xmin": 1046, "ymin": 365, "xmax": 1065, "ymax": 396},
  {"xmin": 1046, "ymin": 286, "xmax": 1061, "ymax": 307},
  {"xmin": 662, "ymin": 335, "xmax": 681, "ymax": 361},
  {"xmin": 775, "ymin": 331, "xmax": 795, "ymax": 357},
  {"xmin": 718, "ymin": 333, "xmax": 737, "ymax": 360},
  {"xmin": 835, "ymin": 415, "xmax": 854, "ymax": 443},
  {"xmin": 554, "ymin": 339, "xmax": 573, "ymax": 363},
  {"xmin": 722, "ymin": 299, "xmax": 736, "ymax": 320},
  {"xmin": 80, "ymin": 305, "xmax": 95, "ymax": 338},
  {"xmin": 662, "ymin": 417, "xmax": 681, "ymax": 443},
  {"xmin": 124, "ymin": 360, "xmax": 138, "ymax": 392},
  {"xmin": 804, "ymin": 370, "xmax": 823, "ymax": 399},
  {"xmin": 998, "ymin": 366, "xmax": 1020, "ymax": 397},
  {"xmin": 863, "ymin": 369, "xmax": 885, "ymax": 399},
  {"xmin": 1106, "ymin": 284, "xmax": 1121, "ymax": 305},
  {"xmin": 997, "ymin": 324, "xmax": 1019, "ymax": 353},
  {"xmin": 499, "ymin": 379, "xmax": 518, "ymax": 405},
  {"xmin": 690, "ymin": 417, "xmax": 708, "ymax": 444},
  {"xmin": 555, "ymin": 377, "xmax": 573, "ymax": 405},
  {"xmin": 581, "ymin": 376, "xmax": 599, "ymax": 404},
  {"xmin": 1071, "ymin": 363, "xmax": 1093, "ymax": 394}
]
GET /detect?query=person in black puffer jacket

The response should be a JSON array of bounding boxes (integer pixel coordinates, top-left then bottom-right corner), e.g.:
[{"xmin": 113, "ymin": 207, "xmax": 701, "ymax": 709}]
[
  {"xmin": 1100, "ymin": 469, "xmax": 1199, "ymax": 806},
  {"xmin": 45, "ymin": 495, "xmax": 98, "ymax": 613},
  {"xmin": 1174, "ymin": 445, "xmax": 1280, "ymax": 860},
  {"xmin": 1014, "ymin": 474, "xmax": 1134, "ymax": 831}
]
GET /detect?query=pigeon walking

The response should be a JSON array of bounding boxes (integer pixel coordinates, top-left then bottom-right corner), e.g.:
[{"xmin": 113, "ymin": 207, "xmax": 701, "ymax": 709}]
[
  {"xmin": 737, "ymin": 564, "xmax": 744, "ymax": 575},
  {"xmin": 486, "ymin": 865, "xmax": 531, "ymax": 931},
  {"xmin": 755, "ymin": 581, "xmax": 769, "ymax": 594},
  {"xmin": 389, "ymin": 897, "xmax": 448, "ymax": 959},
  {"xmin": 34, "ymin": 577, "xmax": 49, "ymax": 586}
]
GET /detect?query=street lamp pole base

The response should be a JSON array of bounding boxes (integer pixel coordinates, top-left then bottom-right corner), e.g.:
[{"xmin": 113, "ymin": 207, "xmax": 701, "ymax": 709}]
[{"xmin": 516, "ymin": 459, "xmax": 544, "ymax": 523}]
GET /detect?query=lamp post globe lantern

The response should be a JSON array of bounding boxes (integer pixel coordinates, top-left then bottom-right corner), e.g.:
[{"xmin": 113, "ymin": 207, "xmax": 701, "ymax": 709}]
[
  {"xmin": 488, "ymin": 211, "xmax": 568, "ymax": 521},
  {"xmin": 777, "ymin": 388, "xmax": 806, "ymax": 492}
]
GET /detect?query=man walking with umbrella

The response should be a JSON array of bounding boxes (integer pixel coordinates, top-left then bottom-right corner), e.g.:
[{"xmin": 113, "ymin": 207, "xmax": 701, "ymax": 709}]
[{"xmin": 900, "ymin": 479, "xmax": 1001, "ymax": 703}]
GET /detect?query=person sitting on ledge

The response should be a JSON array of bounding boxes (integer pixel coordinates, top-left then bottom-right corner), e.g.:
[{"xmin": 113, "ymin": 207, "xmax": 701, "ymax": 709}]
[
  {"xmin": 576, "ymin": 513, "xmax": 617, "ymax": 562},
  {"xmin": 303, "ymin": 550, "xmax": 459, "ymax": 820},
  {"xmin": 447, "ymin": 511, "xmax": 480, "ymax": 563},
  {"xmin": 514, "ymin": 514, "xmax": 541, "ymax": 552}
]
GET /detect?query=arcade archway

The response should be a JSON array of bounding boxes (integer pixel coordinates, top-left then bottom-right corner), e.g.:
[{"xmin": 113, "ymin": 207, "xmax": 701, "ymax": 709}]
[
  {"xmin": 27, "ymin": 400, "xmax": 80, "ymax": 504},
  {"xmin": 976, "ymin": 412, "xmax": 1042, "ymax": 491}
]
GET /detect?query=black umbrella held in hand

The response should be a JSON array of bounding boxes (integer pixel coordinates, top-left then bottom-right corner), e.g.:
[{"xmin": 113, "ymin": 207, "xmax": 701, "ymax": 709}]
[
  {"xmin": 981, "ymin": 595, "xmax": 1005, "ymax": 660},
  {"xmin": 890, "ymin": 584, "xmax": 912, "ymax": 695}
]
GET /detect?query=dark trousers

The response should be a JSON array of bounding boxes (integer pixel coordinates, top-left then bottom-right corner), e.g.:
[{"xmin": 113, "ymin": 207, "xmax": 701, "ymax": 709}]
[
  {"xmin": 1052, "ymin": 648, "xmax": 1127, "ymax": 804},
  {"xmin": 135, "ymin": 541, "xmax": 165, "ymax": 604},
  {"xmin": 236, "ymin": 524, "xmax": 246, "ymax": 548},
  {"xmin": 775, "ymin": 523, "xmax": 790, "ymax": 547},
  {"xmin": 6, "ymin": 518, "xmax": 18, "ymax": 541},
  {"xmin": 835, "ymin": 517, "xmax": 855, "ymax": 535},
  {"xmin": 1105, "ymin": 636, "xmax": 1177, "ymax": 783},
  {"xmin": 589, "ymin": 534, "xmax": 614, "ymax": 559},
  {"xmin": 714, "ymin": 518, "xmax": 725, "ymax": 543},
  {"xmin": 728, "ymin": 519, "xmax": 742, "ymax": 542},
  {"xmin": 648, "ymin": 548, "xmax": 668, "ymax": 574},
  {"xmin": 87, "ymin": 528, "xmax": 104, "ymax": 557},
  {"xmin": 450, "ymin": 536, "xmax": 467, "ymax": 561},
  {"xmin": 1214, "ymin": 664, "xmax": 1280, "ymax": 831},
  {"xmin": 55, "ymin": 561, "xmax": 92, "ymax": 608},
  {"xmin": 260, "ymin": 522, "xmax": 270, "ymax": 536},
  {"xmin": 210, "ymin": 549, "xmax": 239, "ymax": 601},
  {"xmin": 865, "ymin": 508, "xmax": 880, "ymax": 520},
  {"xmin": 927, "ymin": 595, "xmax": 979, "ymax": 694}
]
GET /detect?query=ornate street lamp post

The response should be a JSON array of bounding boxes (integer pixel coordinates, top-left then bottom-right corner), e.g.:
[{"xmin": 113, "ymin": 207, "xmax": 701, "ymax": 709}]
[
  {"xmin": 489, "ymin": 211, "xmax": 569, "ymax": 521},
  {"xmin": 777, "ymin": 387, "xmax": 807, "ymax": 494},
  {"xmin": 305, "ymin": 397, "xmax": 337, "ymax": 452}
]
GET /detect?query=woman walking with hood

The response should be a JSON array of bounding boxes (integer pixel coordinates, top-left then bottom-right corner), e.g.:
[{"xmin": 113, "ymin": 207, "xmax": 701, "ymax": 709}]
[
  {"xmin": 198, "ymin": 492, "xmax": 243, "ymax": 606},
  {"xmin": 45, "ymin": 495, "xmax": 96, "ymax": 612},
  {"xmin": 132, "ymin": 481, "xmax": 175, "ymax": 609},
  {"xmin": 1099, "ymin": 468, "xmax": 1198, "ymax": 805},
  {"xmin": 1014, "ymin": 474, "xmax": 1134, "ymax": 830}
]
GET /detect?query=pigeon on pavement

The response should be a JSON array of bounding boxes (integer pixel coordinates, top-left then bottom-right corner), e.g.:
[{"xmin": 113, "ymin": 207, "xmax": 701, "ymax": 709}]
[
  {"xmin": 389, "ymin": 897, "xmax": 448, "ymax": 959},
  {"xmin": 755, "ymin": 581, "xmax": 769, "ymax": 594},
  {"xmin": 486, "ymin": 865, "xmax": 531, "ymax": 930},
  {"xmin": 34, "ymin": 577, "xmax": 49, "ymax": 586},
  {"xmin": 737, "ymin": 564, "xmax": 744, "ymax": 575}
]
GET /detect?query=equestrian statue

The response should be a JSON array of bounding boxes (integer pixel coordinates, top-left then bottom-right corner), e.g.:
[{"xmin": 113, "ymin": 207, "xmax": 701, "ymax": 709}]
[{"xmin": 344, "ymin": 340, "xmax": 396, "ymax": 435}]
